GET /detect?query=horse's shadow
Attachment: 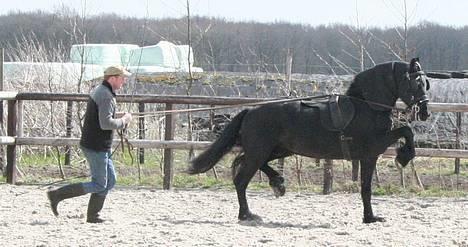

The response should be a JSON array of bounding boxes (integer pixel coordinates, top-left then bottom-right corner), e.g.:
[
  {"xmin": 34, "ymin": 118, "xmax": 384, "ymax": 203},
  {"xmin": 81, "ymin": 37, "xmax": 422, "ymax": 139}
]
[
  {"xmin": 160, "ymin": 216, "xmax": 228, "ymax": 227},
  {"xmin": 161, "ymin": 216, "xmax": 332, "ymax": 230},
  {"xmin": 238, "ymin": 220, "xmax": 333, "ymax": 230}
]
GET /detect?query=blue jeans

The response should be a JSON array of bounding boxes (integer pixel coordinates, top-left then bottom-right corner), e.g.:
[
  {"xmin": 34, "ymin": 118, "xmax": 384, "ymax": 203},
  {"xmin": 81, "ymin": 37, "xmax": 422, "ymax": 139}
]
[{"xmin": 80, "ymin": 146, "xmax": 116, "ymax": 197}]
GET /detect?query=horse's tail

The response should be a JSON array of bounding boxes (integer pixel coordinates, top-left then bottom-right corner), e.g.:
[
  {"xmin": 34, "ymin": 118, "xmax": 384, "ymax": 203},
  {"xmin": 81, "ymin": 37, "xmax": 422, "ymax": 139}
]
[{"xmin": 187, "ymin": 109, "xmax": 249, "ymax": 174}]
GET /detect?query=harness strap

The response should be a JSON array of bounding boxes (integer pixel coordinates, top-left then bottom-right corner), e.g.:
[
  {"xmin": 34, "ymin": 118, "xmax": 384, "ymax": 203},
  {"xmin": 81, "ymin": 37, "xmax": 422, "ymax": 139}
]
[
  {"xmin": 340, "ymin": 133, "xmax": 353, "ymax": 161},
  {"xmin": 113, "ymin": 129, "xmax": 135, "ymax": 168}
]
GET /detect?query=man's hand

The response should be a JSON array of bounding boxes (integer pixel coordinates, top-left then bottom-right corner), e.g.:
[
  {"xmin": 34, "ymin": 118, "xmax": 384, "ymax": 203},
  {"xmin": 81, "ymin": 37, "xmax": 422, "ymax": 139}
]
[{"xmin": 121, "ymin": 112, "xmax": 133, "ymax": 125}]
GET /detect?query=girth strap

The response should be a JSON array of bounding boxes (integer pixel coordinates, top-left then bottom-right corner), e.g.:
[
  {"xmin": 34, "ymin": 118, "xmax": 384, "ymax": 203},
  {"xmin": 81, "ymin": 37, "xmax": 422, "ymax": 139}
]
[
  {"xmin": 329, "ymin": 95, "xmax": 345, "ymax": 129},
  {"xmin": 340, "ymin": 133, "xmax": 353, "ymax": 161},
  {"xmin": 301, "ymin": 95, "xmax": 355, "ymax": 160}
]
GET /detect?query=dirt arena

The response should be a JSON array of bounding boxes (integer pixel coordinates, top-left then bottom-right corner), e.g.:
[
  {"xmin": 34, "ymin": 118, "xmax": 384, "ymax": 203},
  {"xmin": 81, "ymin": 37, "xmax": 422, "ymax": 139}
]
[{"xmin": 0, "ymin": 184, "xmax": 467, "ymax": 246}]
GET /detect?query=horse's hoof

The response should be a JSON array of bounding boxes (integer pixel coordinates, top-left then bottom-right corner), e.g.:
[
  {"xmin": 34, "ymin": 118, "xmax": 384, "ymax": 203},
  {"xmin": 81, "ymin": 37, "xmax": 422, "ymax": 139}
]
[
  {"xmin": 396, "ymin": 155, "xmax": 410, "ymax": 167},
  {"xmin": 269, "ymin": 176, "xmax": 286, "ymax": 198},
  {"xmin": 239, "ymin": 213, "xmax": 263, "ymax": 223},
  {"xmin": 396, "ymin": 147, "xmax": 414, "ymax": 167},
  {"xmin": 272, "ymin": 185, "xmax": 286, "ymax": 198},
  {"xmin": 363, "ymin": 216, "xmax": 386, "ymax": 224}
]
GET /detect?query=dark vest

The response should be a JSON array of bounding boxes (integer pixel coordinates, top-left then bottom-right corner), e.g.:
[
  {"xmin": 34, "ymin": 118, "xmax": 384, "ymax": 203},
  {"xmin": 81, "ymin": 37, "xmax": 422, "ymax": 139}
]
[{"xmin": 80, "ymin": 81, "xmax": 116, "ymax": 151}]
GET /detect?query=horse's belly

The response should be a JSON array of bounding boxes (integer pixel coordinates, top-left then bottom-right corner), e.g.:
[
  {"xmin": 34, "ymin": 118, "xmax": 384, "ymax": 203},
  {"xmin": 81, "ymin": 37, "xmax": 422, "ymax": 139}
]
[{"xmin": 281, "ymin": 128, "xmax": 346, "ymax": 159}]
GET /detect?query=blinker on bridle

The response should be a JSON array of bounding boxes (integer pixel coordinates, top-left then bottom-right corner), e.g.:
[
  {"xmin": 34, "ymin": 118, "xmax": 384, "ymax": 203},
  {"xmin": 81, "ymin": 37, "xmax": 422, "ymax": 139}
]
[
  {"xmin": 394, "ymin": 66, "xmax": 428, "ymax": 122},
  {"xmin": 406, "ymin": 70, "xmax": 430, "ymax": 121},
  {"xmin": 407, "ymin": 70, "xmax": 429, "ymax": 106}
]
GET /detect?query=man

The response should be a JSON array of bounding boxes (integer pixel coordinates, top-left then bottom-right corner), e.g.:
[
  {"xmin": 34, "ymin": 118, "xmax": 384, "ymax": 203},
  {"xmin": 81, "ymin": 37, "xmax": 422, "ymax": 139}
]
[{"xmin": 47, "ymin": 65, "xmax": 133, "ymax": 223}]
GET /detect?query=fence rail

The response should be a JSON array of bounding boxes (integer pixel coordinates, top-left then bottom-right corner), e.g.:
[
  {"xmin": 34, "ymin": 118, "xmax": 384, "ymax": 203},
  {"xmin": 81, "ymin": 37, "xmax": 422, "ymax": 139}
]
[
  {"xmin": 1, "ymin": 137, "xmax": 467, "ymax": 159},
  {"xmin": 0, "ymin": 92, "xmax": 466, "ymax": 186}
]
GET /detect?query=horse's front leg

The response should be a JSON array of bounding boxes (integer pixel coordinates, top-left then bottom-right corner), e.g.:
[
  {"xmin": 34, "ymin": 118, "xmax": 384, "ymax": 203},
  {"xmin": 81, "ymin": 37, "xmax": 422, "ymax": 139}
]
[
  {"xmin": 372, "ymin": 126, "xmax": 415, "ymax": 167},
  {"xmin": 360, "ymin": 157, "xmax": 385, "ymax": 223},
  {"xmin": 394, "ymin": 126, "xmax": 415, "ymax": 167}
]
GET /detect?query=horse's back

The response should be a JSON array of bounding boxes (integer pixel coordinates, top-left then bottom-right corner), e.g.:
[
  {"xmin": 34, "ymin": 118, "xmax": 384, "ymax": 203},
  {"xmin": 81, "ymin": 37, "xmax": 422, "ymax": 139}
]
[
  {"xmin": 238, "ymin": 99, "xmax": 380, "ymax": 159},
  {"xmin": 240, "ymin": 101, "xmax": 340, "ymax": 157},
  {"xmin": 241, "ymin": 101, "xmax": 320, "ymax": 133}
]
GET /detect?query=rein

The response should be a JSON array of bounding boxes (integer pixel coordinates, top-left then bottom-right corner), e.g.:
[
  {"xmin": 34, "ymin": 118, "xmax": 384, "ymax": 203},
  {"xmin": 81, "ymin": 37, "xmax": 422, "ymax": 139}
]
[
  {"xmin": 347, "ymin": 96, "xmax": 409, "ymax": 113},
  {"xmin": 126, "ymin": 94, "xmax": 412, "ymax": 118},
  {"xmin": 128, "ymin": 95, "xmax": 333, "ymax": 117},
  {"xmin": 348, "ymin": 96, "xmax": 426, "ymax": 122},
  {"xmin": 113, "ymin": 93, "xmax": 422, "ymax": 167}
]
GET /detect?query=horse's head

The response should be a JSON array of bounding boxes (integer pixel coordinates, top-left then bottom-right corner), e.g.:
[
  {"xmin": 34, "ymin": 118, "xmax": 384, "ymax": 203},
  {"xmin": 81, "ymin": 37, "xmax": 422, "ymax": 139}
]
[
  {"xmin": 347, "ymin": 58, "xmax": 431, "ymax": 120},
  {"xmin": 398, "ymin": 58, "xmax": 431, "ymax": 121}
]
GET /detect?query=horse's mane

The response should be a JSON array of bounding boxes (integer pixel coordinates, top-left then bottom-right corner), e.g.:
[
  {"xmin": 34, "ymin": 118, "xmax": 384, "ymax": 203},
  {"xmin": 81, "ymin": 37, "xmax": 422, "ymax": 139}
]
[{"xmin": 346, "ymin": 61, "xmax": 409, "ymax": 111}]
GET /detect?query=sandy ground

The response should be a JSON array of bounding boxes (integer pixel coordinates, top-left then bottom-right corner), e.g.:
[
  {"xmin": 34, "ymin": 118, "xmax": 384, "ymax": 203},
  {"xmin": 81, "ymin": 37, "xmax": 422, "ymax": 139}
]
[{"xmin": 0, "ymin": 184, "xmax": 467, "ymax": 247}]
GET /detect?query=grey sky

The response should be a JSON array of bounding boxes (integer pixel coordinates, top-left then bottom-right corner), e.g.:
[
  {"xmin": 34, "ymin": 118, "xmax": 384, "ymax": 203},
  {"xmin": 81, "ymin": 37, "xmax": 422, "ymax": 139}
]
[{"xmin": 1, "ymin": 0, "xmax": 466, "ymax": 28}]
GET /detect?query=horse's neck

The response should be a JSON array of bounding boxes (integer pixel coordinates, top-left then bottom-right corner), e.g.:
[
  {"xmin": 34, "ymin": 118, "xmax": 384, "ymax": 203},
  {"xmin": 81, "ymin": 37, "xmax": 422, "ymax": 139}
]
[
  {"xmin": 346, "ymin": 82, "xmax": 397, "ymax": 110},
  {"xmin": 345, "ymin": 82, "xmax": 364, "ymax": 99}
]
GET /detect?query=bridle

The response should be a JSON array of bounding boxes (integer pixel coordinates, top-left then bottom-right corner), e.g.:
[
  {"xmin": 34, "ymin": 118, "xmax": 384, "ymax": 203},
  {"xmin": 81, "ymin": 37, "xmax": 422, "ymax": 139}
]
[{"xmin": 408, "ymin": 69, "xmax": 430, "ymax": 121}]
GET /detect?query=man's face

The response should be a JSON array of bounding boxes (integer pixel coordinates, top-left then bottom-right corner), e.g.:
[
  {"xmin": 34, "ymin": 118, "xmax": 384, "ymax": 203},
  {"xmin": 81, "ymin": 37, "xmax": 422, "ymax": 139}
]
[{"xmin": 109, "ymin": 75, "xmax": 127, "ymax": 91}]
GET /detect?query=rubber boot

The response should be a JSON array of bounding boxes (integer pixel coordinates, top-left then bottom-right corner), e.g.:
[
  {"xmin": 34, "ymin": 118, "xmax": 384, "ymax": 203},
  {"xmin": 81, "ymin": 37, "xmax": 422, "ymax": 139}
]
[
  {"xmin": 47, "ymin": 183, "xmax": 86, "ymax": 216},
  {"xmin": 86, "ymin": 193, "xmax": 106, "ymax": 223}
]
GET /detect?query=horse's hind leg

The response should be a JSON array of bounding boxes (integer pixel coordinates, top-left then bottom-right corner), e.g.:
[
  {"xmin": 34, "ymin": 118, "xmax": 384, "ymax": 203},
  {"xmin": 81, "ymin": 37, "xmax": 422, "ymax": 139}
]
[
  {"xmin": 234, "ymin": 150, "xmax": 272, "ymax": 222},
  {"xmin": 233, "ymin": 155, "xmax": 285, "ymax": 197},
  {"xmin": 259, "ymin": 164, "xmax": 285, "ymax": 197}
]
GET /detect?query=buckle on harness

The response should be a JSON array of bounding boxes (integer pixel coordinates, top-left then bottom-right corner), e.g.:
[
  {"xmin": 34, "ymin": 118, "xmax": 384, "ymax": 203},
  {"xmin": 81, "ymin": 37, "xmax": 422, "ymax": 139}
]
[
  {"xmin": 340, "ymin": 135, "xmax": 353, "ymax": 141},
  {"xmin": 340, "ymin": 133, "xmax": 353, "ymax": 161}
]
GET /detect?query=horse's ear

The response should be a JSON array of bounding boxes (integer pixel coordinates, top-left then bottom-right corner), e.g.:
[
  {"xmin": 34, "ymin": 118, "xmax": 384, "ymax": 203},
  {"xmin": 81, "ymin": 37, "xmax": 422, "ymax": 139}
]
[
  {"xmin": 410, "ymin": 57, "xmax": 419, "ymax": 63},
  {"xmin": 410, "ymin": 57, "xmax": 420, "ymax": 72}
]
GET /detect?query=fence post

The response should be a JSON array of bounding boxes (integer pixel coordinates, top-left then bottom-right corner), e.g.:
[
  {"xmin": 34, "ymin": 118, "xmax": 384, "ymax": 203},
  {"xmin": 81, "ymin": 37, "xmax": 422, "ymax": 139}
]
[
  {"xmin": 6, "ymin": 99, "xmax": 17, "ymax": 184},
  {"xmin": 279, "ymin": 48, "xmax": 290, "ymax": 178},
  {"xmin": 282, "ymin": 48, "xmax": 293, "ymax": 177},
  {"xmin": 208, "ymin": 105, "xmax": 219, "ymax": 179},
  {"xmin": 64, "ymin": 101, "xmax": 73, "ymax": 166},
  {"xmin": 0, "ymin": 48, "xmax": 4, "ymax": 173},
  {"xmin": 17, "ymin": 100, "xmax": 23, "ymax": 161},
  {"xmin": 323, "ymin": 159, "xmax": 333, "ymax": 194},
  {"xmin": 454, "ymin": 112, "xmax": 462, "ymax": 174},
  {"xmin": 17, "ymin": 101, "xmax": 23, "ymax": 138},
  {"xmin": 285, "ymin": 49, "xmax": 293, "ymax": 95},
  {"xmin": 138, "ymin": 103, "xmax": 145, "ymax": 164},
  {"xmin": 163, "ymin": 103, "xmax": 175, "ymax": 190},
  {"xmin": 0, "ymin": 48, "xmax": 3, "ymax": 124}
]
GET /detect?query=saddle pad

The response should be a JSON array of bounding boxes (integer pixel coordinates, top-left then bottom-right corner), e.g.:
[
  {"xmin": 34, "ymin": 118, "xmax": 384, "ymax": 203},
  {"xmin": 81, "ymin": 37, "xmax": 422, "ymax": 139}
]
[{"xmin": 301, "ymin": 95, "xmax": 355, "ymax": 132}]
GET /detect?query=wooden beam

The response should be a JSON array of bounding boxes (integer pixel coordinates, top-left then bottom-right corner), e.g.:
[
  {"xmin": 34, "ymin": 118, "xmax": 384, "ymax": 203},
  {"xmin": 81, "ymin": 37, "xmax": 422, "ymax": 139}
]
[
  {"xmin": 0, "ymin": 136, "xmax": 15, "ymax": 145},
  {"xmin": 13, "ymin": 137, "xmax": 213, "ymax": 149},
  {"xmin": 6, "ymin": 136, "xmax": 468, "ymax": 159},
  {"xmin": 16, "ymin": 92, "xmax": 266, "ymax": 105},
  {"xmin": 0, "ymin": 91, "xmax": 18, "ymax": 100},
  {"xmin": 395, "ymin": 101, "xmax": 468, "ymax": 112},
  {"xmin": 13, "ymin": 92, "xmax": 468, "ymax": 113},
  {"xmin": 384, "ymin": 147, "xmax": 468, "ymax": 159},
  {"xmin": 65, "ymin": 101, "xmax": 73, "ymax": 166},
  {"xmin": 163, "ymin": 104, "xmax": 175, "ymax": 190},
  {"xmin": 6, "ymin": 100, "xmax": 17, "ymax": 184},
  {"xmin": 138, "ymin": 103, "xmax": 145, "ymax": 164},
  {"xmin": 0, "ymin": 49, "xmax": 4, "ymax": 125},
  {"xmin": 428, "ymin": 103, "xmax": 468, "ymax": 112}
]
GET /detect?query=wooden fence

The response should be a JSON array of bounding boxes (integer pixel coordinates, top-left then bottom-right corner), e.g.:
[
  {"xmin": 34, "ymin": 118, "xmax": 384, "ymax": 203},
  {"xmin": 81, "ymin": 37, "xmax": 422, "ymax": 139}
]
[{"xmin": 0, "ymin": 92, "xmax": 467, "ymax": 188}]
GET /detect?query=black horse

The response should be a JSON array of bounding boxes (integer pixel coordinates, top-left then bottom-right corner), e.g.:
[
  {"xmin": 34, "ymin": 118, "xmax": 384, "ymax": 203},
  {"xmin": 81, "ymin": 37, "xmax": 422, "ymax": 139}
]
[{"xmin": 188, "ymin": 58, "xmax": 430, "ymax": 224}]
